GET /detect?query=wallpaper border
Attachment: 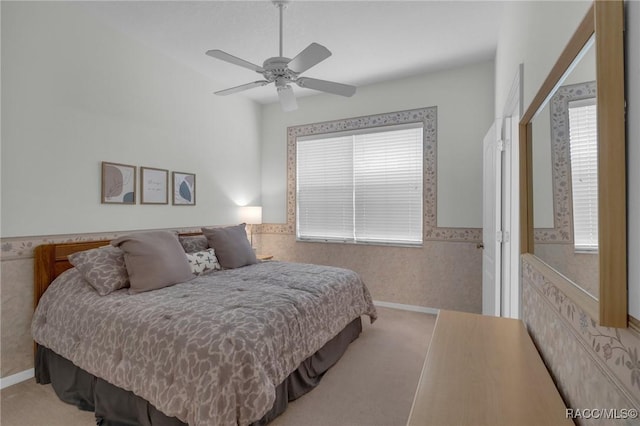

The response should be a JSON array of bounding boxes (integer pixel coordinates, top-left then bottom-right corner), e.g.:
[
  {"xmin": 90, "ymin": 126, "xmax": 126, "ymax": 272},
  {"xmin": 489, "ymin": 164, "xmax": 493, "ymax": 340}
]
[
  {"xmin": 522, "ymin": 255, "xmax": 640, "ymax": 407},
  {"xmin": 0, "ymin": 226, "xmax": 203, "ymax": 260},
  {"xmin": 259, "ymin": 107, "xmax": 482, "ymax": 243}
]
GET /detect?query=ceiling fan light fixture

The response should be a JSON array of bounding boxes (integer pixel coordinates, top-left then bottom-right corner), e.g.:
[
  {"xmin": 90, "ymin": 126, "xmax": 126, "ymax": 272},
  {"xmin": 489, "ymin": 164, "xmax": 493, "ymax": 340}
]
[{"xmin": 277, "ymin": 85, "xmax": 298, "ymax": 112}]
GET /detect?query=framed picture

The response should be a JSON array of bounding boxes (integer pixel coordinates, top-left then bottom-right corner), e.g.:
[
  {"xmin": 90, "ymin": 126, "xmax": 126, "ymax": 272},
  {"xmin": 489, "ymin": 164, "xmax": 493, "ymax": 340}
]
[
  {"xmin": 101, "ymin": 161, "xmax": 136, "ymax": 204},
  {"xmin": 172, "ymin": 171, "xmax": 196, "ymax": 205},
  {"xmin": 140, "ymin": 167, "xmax": 168, "ymax": 204}
]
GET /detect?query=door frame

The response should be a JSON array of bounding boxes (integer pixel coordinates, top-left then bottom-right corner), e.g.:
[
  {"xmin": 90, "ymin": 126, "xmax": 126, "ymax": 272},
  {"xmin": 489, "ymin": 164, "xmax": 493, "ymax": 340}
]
[{"xmin": 500, "ymin": 64, "xmax": 523, "ymax": 319}]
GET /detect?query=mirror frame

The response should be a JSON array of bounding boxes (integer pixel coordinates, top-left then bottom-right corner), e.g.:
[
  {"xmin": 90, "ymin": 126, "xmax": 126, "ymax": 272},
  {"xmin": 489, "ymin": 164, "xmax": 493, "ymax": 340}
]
[{"xmin": 520, "ymin": 0, "xmax": 627, "ymax": 327}]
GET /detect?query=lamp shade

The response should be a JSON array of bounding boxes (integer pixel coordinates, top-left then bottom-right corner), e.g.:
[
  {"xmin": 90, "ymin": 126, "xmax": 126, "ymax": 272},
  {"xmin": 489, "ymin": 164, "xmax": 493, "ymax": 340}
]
[{"xmin": 239, "ymin": 206, "xmax": 263, "ymax": 225}]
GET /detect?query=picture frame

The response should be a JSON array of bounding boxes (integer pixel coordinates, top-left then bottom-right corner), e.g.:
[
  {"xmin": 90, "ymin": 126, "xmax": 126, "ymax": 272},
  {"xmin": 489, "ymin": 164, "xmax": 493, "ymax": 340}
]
[
  {"xmin": 101, "ymin": 161, "xmax": 136, "ymax": 204},
  {"xmin": 140, "ymin": 167, "xmax": 169, "ymax": 205},
  {"xmin": 172, "ymin": 171, "xmax": 196, "ymax": 205}
]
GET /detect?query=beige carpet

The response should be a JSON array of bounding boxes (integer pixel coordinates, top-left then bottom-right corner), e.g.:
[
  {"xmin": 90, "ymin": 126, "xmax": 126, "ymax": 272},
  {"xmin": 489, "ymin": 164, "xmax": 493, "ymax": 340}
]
[{"xmin": 1, "ymin": 307, "xmax": 435, "ymax": 426}]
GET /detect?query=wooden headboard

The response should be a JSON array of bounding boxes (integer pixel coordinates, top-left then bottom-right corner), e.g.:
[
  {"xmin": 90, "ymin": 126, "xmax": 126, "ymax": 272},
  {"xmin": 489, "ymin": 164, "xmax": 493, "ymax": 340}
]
[
  {"xmin": 34, "ymin": 240, "xmax": 111, "ymax": 309},
  {"xmin": 33, "ymin": 232, "xmax": 203, "ymax": 309}
]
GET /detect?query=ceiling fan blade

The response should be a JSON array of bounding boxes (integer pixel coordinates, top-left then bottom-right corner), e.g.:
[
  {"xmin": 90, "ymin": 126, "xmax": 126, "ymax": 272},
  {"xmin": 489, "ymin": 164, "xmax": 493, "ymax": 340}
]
[
  {"xmin": 215, "ymin": 80, "xmax": 270, "ymax": 96},
  {"xmin": 296, "ymin": 77, "xmax": 356, "ymax": 97},
  {"xmin": 206, "ymin": 49, "xmax": 265, "ymax": 73},
  {"xmin": 277, "ymin": 85, "xmax": 298, "ymax": 112},
  {"xmin": 287, "ymin": 43, "xmax": 332, "ymax": 74}
]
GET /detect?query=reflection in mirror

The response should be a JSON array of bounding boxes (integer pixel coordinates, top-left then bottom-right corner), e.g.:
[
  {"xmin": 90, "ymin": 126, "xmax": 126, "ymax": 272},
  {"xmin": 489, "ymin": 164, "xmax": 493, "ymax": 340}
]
[
  {"xmin": 531, "ymin": 36, "xmax": 599, "ymax": 299},
  {"xmin": 521, "ymin": 0, "xmax": 626, "ymax": 327}
]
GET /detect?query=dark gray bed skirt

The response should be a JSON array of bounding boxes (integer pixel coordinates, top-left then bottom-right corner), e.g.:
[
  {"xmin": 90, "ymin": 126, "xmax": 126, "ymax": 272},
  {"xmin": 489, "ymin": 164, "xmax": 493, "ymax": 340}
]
[{"xmin": 35, "ymin": 316, "xmax": 363, "ymax": 426}]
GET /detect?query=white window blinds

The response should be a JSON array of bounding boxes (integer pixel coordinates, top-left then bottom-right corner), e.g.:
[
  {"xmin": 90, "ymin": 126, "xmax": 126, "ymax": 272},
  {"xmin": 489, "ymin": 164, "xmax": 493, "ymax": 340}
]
[
  {"xmin": 568, "ymin": 98, "xmax": 598, "ymax": 251},
  {"xmin": 296, "ymin": 123, "xmax": 423, "ymax": 245},
  {"xmin": 297, "ymin": 135, "xmax": 354, "ymax": 240}
]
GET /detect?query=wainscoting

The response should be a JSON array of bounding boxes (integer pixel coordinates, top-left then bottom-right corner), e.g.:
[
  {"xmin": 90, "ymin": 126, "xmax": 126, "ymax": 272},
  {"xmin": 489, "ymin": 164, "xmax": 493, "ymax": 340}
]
[
  {"xmin": 0, "ymin": 228, "xmax": 201, "ymax": 378},
  {"xmin": 522, "ymin": 256, "xmax": 640, "ymax": 425},
  {"xmin": 257, "ymin": 233, "xmax": 482, "ymax": 314},
  {"xmin": 1, "ymin": 228, "xmax": 482, "ymax": 381}
]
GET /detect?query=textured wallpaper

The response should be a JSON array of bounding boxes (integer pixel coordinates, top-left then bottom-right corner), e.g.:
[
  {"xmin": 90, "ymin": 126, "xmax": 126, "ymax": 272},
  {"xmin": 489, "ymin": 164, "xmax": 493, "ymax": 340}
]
[
  {"xmin": 0, "ymin": 227, "xmax": 202, "ymax": 377},
  {"xmin": 257, "ymin": 233, "xmax": 482, "ymax": 313},
  {"xmin": 522, "ymin": 256, "xmax": 640, "ymax": 425},
  {"xmin": 1, "ymin": 226, "xmax": 483, "ymax": 378}
]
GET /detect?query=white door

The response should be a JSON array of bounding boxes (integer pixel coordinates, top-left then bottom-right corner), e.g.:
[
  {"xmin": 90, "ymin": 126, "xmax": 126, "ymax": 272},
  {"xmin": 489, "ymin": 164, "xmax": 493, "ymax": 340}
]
[
  {"xmin": 483, "ymin": 66, "xmax": 522, "ymax": 318},
  {"xmin": 482, "ymin": 121, "xmax": 502, "ymax": 316}
]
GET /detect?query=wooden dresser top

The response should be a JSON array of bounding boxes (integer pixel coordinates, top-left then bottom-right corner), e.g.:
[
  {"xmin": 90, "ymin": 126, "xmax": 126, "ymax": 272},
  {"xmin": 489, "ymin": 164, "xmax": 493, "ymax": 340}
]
[{"xmin": 407, "ymin": 310, "xmax": 573, "ymax": 426}]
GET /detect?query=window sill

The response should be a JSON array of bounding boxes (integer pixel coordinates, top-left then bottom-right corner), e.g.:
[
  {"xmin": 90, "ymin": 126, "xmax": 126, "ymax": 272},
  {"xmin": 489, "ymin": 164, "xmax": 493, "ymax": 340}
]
[{"xmin": 295, "ymin": 238, "xmax": 423, "ymax": 249}]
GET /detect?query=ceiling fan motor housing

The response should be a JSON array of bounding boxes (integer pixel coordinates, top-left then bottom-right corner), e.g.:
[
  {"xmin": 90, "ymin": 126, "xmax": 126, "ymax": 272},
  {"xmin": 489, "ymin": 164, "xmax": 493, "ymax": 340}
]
[{"xmin": 262, "ymin": 57, "xmax": 297, "ymax": 86}]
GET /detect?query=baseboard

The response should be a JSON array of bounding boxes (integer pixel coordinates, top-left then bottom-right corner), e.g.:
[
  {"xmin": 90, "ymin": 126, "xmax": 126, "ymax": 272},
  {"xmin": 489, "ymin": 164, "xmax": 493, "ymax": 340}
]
[
  {"xmin": 0, "ymin": 368, "xmax": 34, "ymax": 389},
  {"xmin": 373, "ymin": 300, "xmax": 439, "ymax": 315}
]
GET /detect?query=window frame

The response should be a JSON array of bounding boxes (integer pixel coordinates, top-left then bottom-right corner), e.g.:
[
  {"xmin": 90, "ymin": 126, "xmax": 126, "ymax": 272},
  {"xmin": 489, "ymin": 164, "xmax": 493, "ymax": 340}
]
[{"xmin": 259, "ymin": 106, "xmax": 482, "ymax": 244}]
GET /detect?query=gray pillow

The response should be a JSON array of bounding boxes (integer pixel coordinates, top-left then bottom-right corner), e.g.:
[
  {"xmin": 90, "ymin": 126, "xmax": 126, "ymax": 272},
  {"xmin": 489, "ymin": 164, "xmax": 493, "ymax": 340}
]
[
  {"xmin": 111, "ymin": 231, "xmax": 193, "ymax": 293},
  {"xmin": 202, "ymin": 224, "xmax": 258, "ymax": 269},
  {"xmin": 68, "ymin": 245, "xmax": 129, "ymax": 296},
  {"xmin": 179, "ymin": 234, "xmax": 209, "ymax": 253}
]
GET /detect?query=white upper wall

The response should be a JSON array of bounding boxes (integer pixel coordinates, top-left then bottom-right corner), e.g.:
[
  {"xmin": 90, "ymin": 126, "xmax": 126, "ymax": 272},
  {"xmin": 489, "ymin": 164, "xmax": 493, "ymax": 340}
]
[
  {"xmin": 494, "ymin": 0, "xmax": 592, "ymax": 116},
  {"xmin": 261, "ymin": 60, "xmax": 495, "ymax": 228},
  {"xmin": 1, "ymin": 2, "xmax": 263, "ymax": 237}
]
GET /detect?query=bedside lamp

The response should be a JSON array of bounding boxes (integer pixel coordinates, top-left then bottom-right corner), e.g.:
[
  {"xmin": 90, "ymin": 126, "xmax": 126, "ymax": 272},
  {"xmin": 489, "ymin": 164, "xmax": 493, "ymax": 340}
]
[{"xmin": 239, "ymin": 206, "xmax": 262, "ymax": 248}]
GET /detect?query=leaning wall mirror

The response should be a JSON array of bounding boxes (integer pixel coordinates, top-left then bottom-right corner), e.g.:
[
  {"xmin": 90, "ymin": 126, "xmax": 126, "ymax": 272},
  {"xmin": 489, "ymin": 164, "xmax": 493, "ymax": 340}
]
[{"xmin": 520, "ymin": 0, "xmax": 627, "ymax": 327}]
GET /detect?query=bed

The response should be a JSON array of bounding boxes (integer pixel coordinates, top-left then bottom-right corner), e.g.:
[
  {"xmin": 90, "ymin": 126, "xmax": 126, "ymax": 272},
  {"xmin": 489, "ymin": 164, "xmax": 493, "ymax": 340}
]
[{"xmin": 31, "ymin": 230, "xmax": 377, "ymax": 426}]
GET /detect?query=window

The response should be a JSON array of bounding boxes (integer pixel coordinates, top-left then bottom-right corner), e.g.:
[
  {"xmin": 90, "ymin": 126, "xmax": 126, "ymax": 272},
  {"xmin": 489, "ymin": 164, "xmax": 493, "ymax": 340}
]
[
  {"xmin": 568, "ymin": 98, "xmax": 598, "ymax": 251},
  {"xmin": 296, "ymin": 123, "xmax": 423, "ymax": 246}
]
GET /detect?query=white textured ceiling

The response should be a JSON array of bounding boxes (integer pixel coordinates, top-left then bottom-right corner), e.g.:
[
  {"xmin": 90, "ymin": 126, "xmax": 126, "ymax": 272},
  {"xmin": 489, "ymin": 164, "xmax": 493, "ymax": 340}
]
[{"xmin": 78, "ymin": 1, "xmax": 503, "ymax": 104}]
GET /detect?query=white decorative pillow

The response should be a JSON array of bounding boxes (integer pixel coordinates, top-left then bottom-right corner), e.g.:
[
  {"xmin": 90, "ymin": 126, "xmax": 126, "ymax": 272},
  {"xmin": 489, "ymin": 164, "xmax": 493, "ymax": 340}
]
[{"xmin": 185, "ymin": 249, "xmax": 221, "ymax": 275}]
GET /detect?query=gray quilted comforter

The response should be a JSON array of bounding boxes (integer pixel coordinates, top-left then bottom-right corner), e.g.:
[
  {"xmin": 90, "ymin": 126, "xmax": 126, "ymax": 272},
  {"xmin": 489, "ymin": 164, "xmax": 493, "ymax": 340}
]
[{"xmin": 32, "ymin": 261, "xmax": 377, "ymax": 425}]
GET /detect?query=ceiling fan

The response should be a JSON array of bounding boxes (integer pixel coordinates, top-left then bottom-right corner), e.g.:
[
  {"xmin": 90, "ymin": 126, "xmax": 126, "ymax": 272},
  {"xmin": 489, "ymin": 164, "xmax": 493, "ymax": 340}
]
[{"xmin": 206, "ymin": 0, "xmax": 356, "ymax": 112}]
